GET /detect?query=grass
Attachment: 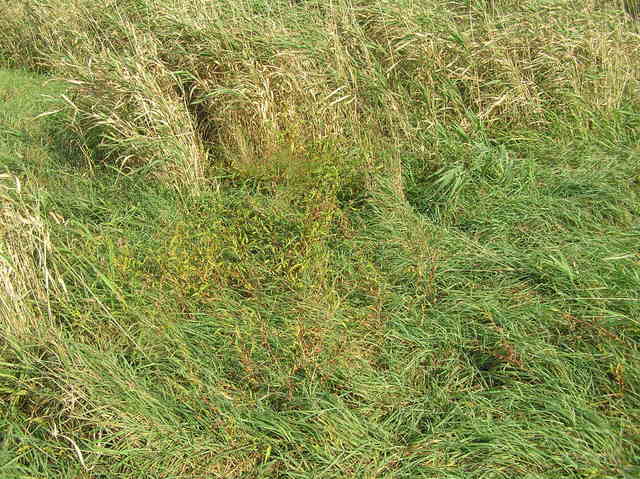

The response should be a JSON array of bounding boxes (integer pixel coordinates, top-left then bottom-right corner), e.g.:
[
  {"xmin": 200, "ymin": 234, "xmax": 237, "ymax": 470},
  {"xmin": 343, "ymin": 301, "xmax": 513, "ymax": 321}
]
[{"xmin": 0, "ymin": 1, "xmax": 639, "ymax": 477}]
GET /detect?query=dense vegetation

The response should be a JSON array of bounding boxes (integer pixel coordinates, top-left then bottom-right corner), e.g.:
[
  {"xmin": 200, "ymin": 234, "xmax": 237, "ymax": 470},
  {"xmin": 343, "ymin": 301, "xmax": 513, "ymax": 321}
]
[{"xmin": 1, "ymin": 1, "xmax": 639, "ymax": 477}]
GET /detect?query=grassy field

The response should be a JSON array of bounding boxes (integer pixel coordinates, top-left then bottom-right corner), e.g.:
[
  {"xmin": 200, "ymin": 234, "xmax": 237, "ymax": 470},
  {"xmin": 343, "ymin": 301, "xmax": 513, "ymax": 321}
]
[{"xmin": 1, "ymin": 1, "xmax": 639, "ymax": 477}]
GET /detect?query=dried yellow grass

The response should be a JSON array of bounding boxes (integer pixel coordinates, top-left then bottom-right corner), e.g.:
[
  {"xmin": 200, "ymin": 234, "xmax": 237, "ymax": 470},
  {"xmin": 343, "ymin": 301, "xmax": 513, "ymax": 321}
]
[
  {"xmin": 0, "ymin": 175, "xmax": 65, "ymax": 340},
  {"xmin": 1, "ymin": 0, "xmax": 638, "ymax": 190}
]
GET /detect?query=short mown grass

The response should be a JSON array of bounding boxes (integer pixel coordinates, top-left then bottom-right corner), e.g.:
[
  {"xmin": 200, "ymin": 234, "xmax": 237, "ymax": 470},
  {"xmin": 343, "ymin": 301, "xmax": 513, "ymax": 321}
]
[{"xmin": 1, "ymin": 1, "xmax": 640, "ymax": 478}]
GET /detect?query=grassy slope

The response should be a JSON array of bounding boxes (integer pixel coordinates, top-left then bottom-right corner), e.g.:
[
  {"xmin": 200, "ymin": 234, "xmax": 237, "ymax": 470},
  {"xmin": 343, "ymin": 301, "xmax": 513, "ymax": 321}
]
[{"xmin": 1, "ymin": 1, "xmax": 640, "ymax": 478}]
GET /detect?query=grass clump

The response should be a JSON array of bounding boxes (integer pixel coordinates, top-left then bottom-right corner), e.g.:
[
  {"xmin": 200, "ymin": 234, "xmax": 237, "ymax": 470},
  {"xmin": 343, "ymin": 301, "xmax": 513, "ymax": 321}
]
[
  {"xmin": 3, "ymin": 0, "xmax": 639, "ymax": 191},
  {"xmin": 0, "ymin": 1, "xmax": 639, "ymax": 478}
]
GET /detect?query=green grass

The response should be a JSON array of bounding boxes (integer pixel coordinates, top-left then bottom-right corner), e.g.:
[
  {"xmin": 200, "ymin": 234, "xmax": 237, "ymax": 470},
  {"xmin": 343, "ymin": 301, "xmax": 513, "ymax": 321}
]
[{"xmin": 1, "ymin": 1, "xmax": 640, "ymax": 478}]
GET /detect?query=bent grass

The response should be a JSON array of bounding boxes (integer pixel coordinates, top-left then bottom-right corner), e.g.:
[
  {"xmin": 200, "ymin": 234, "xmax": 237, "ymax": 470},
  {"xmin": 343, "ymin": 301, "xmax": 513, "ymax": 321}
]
[{"xmin": 0, "ymin": 1, "xmax": 639, "ymax": 478}]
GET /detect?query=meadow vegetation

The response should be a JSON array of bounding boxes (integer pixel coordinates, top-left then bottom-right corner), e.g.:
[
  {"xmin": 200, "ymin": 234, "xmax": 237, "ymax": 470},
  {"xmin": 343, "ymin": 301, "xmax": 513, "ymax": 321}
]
[{"xmin": 0, "ymin": 0, "xmax": 639, "ymax": 477}]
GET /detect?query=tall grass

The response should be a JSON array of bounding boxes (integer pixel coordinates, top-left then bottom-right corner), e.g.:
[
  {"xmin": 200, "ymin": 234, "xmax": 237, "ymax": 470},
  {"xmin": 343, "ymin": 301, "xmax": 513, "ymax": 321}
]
[
  {"xmin": 0, "ymin": 1, "xmax": 639, "ymax": 478},
  {"xmin": 1, "ymin": 0, "xmax": 638, "ymax": 192},
  {"xmin": 0, "ymin": 175, "xmax": 64, "ymax": 339}
]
